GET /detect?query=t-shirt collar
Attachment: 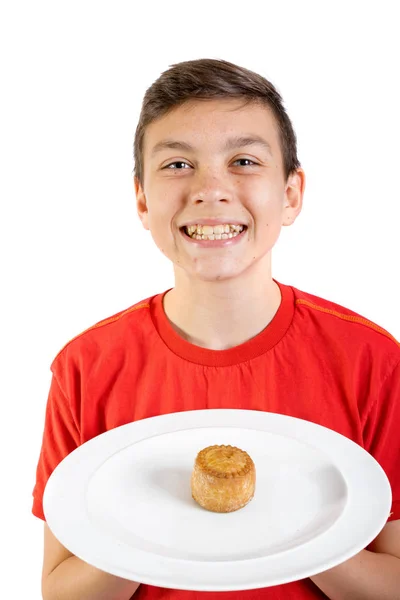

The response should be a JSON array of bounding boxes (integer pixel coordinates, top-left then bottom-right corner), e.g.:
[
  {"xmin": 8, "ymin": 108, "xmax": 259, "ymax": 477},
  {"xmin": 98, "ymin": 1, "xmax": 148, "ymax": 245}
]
[{"xmin": 150, "ymin": 280, "xmax": 294, "ymax": 366}]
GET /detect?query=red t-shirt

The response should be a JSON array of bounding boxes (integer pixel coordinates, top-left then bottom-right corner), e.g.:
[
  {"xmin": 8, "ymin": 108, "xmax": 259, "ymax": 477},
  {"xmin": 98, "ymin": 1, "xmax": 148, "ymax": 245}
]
[{"xmin": 32, "ymin": 281, "xmax": 400, "ymax": 600}]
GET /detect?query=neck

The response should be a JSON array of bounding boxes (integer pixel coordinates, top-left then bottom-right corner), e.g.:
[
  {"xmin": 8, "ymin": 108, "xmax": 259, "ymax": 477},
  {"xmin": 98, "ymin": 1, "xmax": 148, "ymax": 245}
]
[{"xmin": 163, "ymin": 265, "xmax": 281, "ymax": 351}]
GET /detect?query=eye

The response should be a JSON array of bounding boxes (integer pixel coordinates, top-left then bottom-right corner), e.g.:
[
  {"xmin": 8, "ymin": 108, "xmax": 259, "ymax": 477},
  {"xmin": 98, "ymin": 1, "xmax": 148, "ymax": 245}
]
[
  {"xmin": 163, "ymin": 161, "xmax": 192, "ymax": 170},
  {"xmin": 232, "ymin": 158, "xmax": 258, "ymax": 167}
]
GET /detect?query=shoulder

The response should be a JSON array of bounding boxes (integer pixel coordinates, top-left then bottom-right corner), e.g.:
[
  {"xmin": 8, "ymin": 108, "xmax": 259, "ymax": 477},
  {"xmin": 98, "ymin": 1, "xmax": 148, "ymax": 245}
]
[
  {"xmin": 50, "ymin": 295, "xmax": 156, "ymax": 375},
  {"xmin": 290, "ymin": 284, "xmax": 400, "ymax": 364}
]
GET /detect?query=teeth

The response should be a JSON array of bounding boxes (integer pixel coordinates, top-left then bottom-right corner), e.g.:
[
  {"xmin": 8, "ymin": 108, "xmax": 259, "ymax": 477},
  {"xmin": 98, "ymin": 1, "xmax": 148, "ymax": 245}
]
[
  {"xmin": 202, "ymin": 225, "xmax": 215, "ymax": 235},
  {"xmin": 185, "ymin": 223, "xmax": 245, "ymax": 239}
]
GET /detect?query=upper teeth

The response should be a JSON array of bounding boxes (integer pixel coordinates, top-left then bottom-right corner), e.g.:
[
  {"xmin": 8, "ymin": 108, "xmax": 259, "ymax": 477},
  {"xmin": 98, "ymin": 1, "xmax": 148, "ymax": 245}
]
[{"xmin": 185, "ymin": 224, "xmax": 244, "ymax": 235}]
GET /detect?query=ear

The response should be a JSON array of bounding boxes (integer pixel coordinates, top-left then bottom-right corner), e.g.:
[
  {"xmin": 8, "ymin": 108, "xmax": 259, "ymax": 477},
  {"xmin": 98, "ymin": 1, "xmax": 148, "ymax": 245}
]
[
  {"xmin": 134, "ymin": 177, "xmax": 150, "ymax": 231},
  {"xmin": 282, "ymin": 168, "xmax": 305, "ymax": 226}
]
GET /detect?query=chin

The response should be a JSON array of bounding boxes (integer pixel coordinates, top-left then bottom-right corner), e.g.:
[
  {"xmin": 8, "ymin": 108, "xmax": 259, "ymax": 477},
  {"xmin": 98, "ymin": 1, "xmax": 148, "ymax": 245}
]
[{"xmin": 190, "ymin": 267, "xmax": 245, "ymax": 283}]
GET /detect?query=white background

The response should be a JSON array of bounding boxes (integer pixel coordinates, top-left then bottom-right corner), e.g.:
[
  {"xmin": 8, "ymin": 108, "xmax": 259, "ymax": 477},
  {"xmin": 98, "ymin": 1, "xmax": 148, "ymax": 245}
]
[{"xmin": 1, "ymin": 1, "xmax": 399, "ymax": 597}]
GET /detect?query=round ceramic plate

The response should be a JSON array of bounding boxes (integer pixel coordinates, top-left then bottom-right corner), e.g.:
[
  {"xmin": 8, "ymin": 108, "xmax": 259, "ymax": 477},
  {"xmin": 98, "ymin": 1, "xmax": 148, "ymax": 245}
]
[{"xmin": 43, "ymin": 409, "xmax": 391, "ymax": 591}]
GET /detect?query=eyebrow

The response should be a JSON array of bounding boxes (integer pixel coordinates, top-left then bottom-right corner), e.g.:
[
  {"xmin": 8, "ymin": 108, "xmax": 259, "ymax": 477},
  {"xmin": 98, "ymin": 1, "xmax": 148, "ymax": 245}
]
[{"xmin": 150, "ymin": 135, "xmax": 273, "ymax": 157}]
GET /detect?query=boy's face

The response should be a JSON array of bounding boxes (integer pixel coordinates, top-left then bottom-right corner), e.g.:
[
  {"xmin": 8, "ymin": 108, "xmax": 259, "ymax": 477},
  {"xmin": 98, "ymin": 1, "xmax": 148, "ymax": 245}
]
[{"xmin": 136, "ymin": 98, "xmax": 304, "ymax": 283}]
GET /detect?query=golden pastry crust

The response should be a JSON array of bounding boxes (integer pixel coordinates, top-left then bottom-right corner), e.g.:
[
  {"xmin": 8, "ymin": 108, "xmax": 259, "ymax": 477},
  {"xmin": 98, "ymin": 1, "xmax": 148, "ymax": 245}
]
[{"xmin": 191, "ymin": 445, "xmax": 256, "ymax": 513}]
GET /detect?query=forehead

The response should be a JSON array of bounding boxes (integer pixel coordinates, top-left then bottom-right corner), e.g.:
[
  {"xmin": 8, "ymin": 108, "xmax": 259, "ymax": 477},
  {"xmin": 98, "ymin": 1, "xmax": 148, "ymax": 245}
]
[{"xmin": 143, "ymin": 98, "xmax": 280, "ymax": 153}]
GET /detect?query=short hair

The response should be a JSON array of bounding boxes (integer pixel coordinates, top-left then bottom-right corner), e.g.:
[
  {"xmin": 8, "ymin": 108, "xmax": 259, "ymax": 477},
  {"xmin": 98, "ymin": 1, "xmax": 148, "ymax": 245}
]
[{"xmin": 134, "ymin": 58, "xmax": 300, "ymax": 183}]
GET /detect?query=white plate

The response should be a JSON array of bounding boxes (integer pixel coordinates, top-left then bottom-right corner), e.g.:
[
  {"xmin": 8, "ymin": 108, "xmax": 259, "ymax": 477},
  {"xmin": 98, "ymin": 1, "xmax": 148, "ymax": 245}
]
[{"xmin": 43, "ymin": 409, "xmax": 391, "ymax": 591}]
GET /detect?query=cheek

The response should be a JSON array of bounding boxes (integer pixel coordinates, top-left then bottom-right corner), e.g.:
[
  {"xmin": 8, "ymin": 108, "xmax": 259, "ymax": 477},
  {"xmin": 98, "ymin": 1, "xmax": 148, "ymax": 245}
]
[
  {"xmin": 146, "ymin": 197, "xmax": 170, "ymax": 228},
  {"xmin": 243, "ymin": 177, "xmax": 283, "ymax": 206}
]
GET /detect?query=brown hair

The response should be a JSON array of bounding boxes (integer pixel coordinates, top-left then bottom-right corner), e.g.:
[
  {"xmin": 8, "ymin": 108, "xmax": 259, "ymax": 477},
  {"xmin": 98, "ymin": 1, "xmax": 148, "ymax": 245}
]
[{"xmin": 134, "ymin": 58, "xmax": 300, "ymax": 184}]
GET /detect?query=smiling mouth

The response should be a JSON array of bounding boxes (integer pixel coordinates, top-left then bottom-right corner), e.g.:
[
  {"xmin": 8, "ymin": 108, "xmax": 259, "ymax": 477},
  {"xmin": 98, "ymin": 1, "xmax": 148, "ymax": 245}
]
[{"xmin": 182, "ymin": 224, "xmax": 246, "ymax": 241}]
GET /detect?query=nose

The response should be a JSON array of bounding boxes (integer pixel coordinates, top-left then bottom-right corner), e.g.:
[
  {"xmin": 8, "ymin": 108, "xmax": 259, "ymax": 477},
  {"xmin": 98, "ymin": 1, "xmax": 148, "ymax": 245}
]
[{"xmin": 188, "ymin": 168, "xmax": 233, "ymax": 205}]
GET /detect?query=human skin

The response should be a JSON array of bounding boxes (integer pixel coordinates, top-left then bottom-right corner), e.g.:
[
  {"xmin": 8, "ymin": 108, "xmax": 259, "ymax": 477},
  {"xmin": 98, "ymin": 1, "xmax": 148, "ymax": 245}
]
[{"xmin": 136, "ymin": 98, "xmax": 304, "ymax": 350}]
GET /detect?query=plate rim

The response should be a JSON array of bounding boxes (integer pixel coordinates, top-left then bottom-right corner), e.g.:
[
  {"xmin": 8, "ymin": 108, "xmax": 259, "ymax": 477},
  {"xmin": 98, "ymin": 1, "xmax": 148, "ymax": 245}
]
[{"xmin": 43, "ymin": 409, "xmax": 392, "ymax": 591}]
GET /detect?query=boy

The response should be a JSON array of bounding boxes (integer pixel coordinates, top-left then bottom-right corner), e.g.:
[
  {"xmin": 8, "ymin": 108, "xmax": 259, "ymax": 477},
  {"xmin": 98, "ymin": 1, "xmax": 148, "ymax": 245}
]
[{"xmin": 33, "ymin": 59, "xmax": 400, "ymax": 599}]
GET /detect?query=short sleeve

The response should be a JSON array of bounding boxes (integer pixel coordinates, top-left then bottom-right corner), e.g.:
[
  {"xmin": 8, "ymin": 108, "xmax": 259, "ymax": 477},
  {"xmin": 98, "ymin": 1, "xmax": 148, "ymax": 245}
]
[
  {"xmin": 32, "ymin": 373, "xmax": 81, "ymax": 520},
  {"xmin": 363, "ymin": 359, "xmax": 400, "ymax": 522}
]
